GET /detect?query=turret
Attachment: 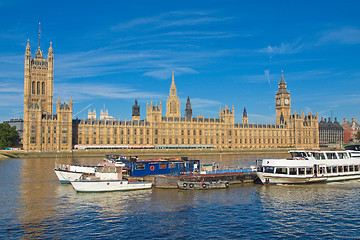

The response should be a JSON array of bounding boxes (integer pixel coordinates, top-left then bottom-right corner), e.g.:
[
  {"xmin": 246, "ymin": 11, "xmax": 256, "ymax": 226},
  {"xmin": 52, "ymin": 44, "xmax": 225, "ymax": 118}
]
[
  {"xmin": 132, "ymin": 99, "xmax": 140, "ymax": 121},
  {"xmin": 185, "ymin": 96, "xmax": 192, "ymax": 121},
  {"xmin": 242, "ymin": 107, "xmax": 248, "ymax": 124}
]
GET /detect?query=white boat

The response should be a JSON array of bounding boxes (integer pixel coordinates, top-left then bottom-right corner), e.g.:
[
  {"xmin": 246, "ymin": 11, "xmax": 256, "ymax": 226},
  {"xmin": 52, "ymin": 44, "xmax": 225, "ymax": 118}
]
[
  {"xmin": 345, "ymin": 144, "xmax": 360, "ymax": 158},
  {"xmin": 70, "ymin": 162, "xmax": 152, "ymax": 192},
  {"xmin": 71, "ymin": 180, "xmax": 153, "ymax": 192},
  {"xmin": 54, "ymin": 164, "xmax": 96, "ymax": 183},
  {"xmin": 256, "ymin": 150, "xmax": 360, "ymax": 184},
  {"xmin": 54, "ymin": 155, "xmax": 127, "ymax": 183}
]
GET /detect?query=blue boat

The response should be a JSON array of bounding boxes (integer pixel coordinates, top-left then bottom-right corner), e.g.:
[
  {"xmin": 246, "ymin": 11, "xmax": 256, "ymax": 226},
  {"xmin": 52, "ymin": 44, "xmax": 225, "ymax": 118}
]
[{"xmin": 115, "ymin": 156, "xmax": 200, "ymax": 177}]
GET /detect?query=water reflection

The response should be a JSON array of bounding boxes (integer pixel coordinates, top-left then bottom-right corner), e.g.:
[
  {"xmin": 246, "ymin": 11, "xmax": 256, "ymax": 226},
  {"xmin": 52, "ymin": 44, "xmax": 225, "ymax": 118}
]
[
  {"xmin": 7, "ymin": 154, "xmax": 360, "ymax": 239},
  {"xmin": 16, "ymin": 158, "xmax": 58, "ymax": 238},
  {"xmin": 256, "ymin": 181, "xmax": 360, "ymax": 239}
]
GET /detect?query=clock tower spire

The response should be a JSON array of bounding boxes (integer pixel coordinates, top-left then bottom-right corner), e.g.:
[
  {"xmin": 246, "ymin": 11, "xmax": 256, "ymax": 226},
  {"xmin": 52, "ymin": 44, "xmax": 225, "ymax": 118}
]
[{"xmin": 275, "ymin": 70, "xmax": 291, "ymax": 124}]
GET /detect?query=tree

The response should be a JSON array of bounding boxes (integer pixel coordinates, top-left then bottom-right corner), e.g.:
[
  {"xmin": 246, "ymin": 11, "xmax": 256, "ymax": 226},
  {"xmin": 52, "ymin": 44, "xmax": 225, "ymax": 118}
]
[
  {"xmin": 0, "ymin": 123, "xmax": 20, "ymax": 149},
  {"xmin": 356, "ymin": 131, "xmax": 360, "ymax": 141}
]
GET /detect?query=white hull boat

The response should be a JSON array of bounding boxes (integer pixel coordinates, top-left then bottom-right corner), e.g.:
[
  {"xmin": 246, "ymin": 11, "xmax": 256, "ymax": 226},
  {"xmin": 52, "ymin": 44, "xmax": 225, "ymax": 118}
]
[
  {"xmin": 71, "ymin": 180, "xmax": 152, "ymax": 192},
  {"xmin": 257, "ymin": 150, "xmax": 360, "ymax": 184},
  {"xmin": 70, "ymin": 161, "xmax": 152, "ymax": 192},
  {"xmin": 54, "ymin": 165, "xmax": 96, "ymax": 183}
]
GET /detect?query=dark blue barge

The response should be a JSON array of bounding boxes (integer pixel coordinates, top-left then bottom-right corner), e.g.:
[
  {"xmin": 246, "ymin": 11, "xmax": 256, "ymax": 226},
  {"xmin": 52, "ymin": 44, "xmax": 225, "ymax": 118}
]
[{"xmin": 110, "ymin": 156, "xmax": 200, "ymax": 177}]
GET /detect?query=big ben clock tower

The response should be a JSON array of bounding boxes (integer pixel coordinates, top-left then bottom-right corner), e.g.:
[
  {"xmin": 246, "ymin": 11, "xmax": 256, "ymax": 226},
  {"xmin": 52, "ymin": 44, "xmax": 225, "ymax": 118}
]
[{"xmin": 275, "ymin": 70, "xmax": 291, "ymax": 124}]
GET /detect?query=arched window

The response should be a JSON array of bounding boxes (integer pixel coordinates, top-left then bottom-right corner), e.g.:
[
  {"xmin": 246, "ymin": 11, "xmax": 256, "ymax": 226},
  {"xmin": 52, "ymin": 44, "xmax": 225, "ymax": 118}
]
[
  {"xmin": 42, "ymin": 82, "xmax": 45, "ymax": 94},
  {"xmin": 37, "ymin": 82, "xmax": 40, "ymax": 94},
  {"xmin": 32, "ymin": 81, "xmax": 35, "ymax": 94}
]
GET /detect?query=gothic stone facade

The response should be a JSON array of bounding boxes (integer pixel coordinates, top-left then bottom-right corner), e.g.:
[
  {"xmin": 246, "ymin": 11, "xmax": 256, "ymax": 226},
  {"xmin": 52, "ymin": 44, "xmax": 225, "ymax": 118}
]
[
  {"xmin": 23, "ymin": 41, "xmax": 72, "ymax": 151},
  {"xmin": 23, "ymin": 41, "xmax": 319, "ymax": 151}
]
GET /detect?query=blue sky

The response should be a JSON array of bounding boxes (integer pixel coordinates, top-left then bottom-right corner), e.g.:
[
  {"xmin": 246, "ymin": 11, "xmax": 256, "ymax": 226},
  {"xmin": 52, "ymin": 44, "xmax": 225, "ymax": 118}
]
[{"xmin": 0, "ymin": 0, "xmax": 360, "ymax": 124}]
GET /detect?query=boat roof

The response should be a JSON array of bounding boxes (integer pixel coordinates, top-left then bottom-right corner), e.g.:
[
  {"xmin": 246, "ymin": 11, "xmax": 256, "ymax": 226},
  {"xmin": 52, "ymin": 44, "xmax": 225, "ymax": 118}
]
[{"xmin": 289, "ymin": 150, "xmax": 348, "ymax": 153}]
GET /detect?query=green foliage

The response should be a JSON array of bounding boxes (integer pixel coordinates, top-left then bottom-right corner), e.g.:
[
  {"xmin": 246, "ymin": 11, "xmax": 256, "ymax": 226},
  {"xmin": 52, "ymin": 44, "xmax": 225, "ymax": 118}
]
[
  {"xmin": 0, "ymin": 123, "xmax": 20, "ymax": 149},
  {"xmin": 356, "ymin": 131, "xmax": 360, "ymax": 141}
]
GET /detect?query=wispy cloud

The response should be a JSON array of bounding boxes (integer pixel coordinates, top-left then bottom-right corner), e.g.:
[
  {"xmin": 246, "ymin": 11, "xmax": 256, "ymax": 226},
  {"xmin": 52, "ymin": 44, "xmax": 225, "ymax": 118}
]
[
  {"xmin": 0, "ymin": 82, "xmax": 23, "ymax": 93},
  {"xmin": 259, "ymin": 39, "xmax": 304, "ymax": 55},
  {"xmin": 190, "ymin": 98, "xmax": 222, "ymax": 109},
  {"xmin": 54, "ymin": 82, "xmax": 166, "ymax": 102},
  {"xmin": 319, "ymin": 27, "xmax": 360, "ymax": 45},
  {"xmin": 0, "ymin": 93, "xmax": 23, "ymax": 107},
  {"xmin": 247, "ymin": 113, "xmax": 275, "ymax": 124},
  {"xmin": 111, "ymin": 10, "xmax": 231, "ymax": 31}
]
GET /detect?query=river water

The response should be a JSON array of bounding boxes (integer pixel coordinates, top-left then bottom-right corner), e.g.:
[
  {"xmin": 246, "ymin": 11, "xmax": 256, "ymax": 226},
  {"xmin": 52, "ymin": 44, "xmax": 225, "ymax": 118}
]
[{"xmin": 1, "ymin": 154, "xmax": 360, "ymax": 239}]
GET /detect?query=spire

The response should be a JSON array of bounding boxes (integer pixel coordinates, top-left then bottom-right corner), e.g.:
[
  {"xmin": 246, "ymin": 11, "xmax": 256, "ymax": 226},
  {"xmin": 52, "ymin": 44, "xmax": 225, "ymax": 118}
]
[
  {"xmin": 172, "ymin": 71, "xmax": 175, "ymax": 85},
  {"xmin": 280, "ymin": 70, "xmax": 286, "ymax": 84},
  {"xmin": 48, "ymin": 42, "xmax": 53, "ymax": 54},
  {"xmin": 243, "ymin": 107, "xmax": 247, "ymax": 118},
  {"xmin": 38, "ymin": 22, "xmax": 41, "ymax": 50},
  {"xmin": 35, "ymin": 23, "xmax": 43, "ymax": 59},
  {"xmin": 185, "ymin": 96, "xmax": 192, "ymax": 121},
  {"xmin": 277, "ymin": 70, "xmax": 289, "ymax": 95},
  {"xmin": 26, "ymin": 39, "xmax": 31, "ymax": 52}
]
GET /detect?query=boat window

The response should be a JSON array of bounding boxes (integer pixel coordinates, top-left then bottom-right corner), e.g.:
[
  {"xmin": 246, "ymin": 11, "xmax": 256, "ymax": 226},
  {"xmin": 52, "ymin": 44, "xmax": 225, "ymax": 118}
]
[
  {"xmin": 169, "ymin": 163, "xmax": 175, "ymax": 169},
  {"xmin": 338, "ymin": 152, "xmax": 345, "ymax": 159},
  {"xmin": 338, "ymin": 166, "xmax": 343, "ymax": 172},
  {"xmin": 349, "ymin": 165, "xmax": 354, "ymax": 172},
  {"xmin": 344, "ymin": 166, "xmax": 349, "ymax": 172},
  {"xmin": 355, "ymin": 165, "xmax": 359, "ymax": 171},
  {"xmin": 306, "ymin": 168, "xmax": 313, "ymax": 174},
  {"xmin": 159, "ymin": 163, "xmax": 167, "ymax": 169},
  {"xmin": 264, "ymin": 167, "xmax": 275, "ymax": 173},
  {"xmin": 275, "ymin": 168, "xmax": 287, "ymax": 174},
  {"xmin": 326, "ymin": 153, "xmax": 337, "ymax": 159},
  {"xmin": 332, "ymin": 166, "xmax": 337, "ymax": 173},
  {"xmin": 298, "ymin": 168, "xmax": 305, "ymax": 175},
  {"xmin": 319, "ymin": 167, "xmax": 325, "ymax": 174},
  {"xmin": 292, "ymin": 152, "xmax": 307, "ymax": 159},
  {"xmin": 326, "ymin": 166, "xmax": 331, "ymax": 174},
  {"xmin": 135, "ymin": 164, "xmax": 145, "ymax": 170},
  {"xmin": 289, "ymin": 168, "xmax": 297, "ymax": 175},
  {"xmin": 314, "ymin": 152, "xmax": 326, "ymax": 160}
]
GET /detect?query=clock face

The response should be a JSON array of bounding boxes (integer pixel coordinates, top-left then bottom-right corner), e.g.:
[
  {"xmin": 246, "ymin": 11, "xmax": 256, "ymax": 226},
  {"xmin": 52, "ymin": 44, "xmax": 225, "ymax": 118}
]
[
  {"xmin": 276, "ymin": 99, "xmax": 281, "ymax": 105},
  {"xmin": 285, "ymin": 98, "xmax": 289, "ymax": 105}
]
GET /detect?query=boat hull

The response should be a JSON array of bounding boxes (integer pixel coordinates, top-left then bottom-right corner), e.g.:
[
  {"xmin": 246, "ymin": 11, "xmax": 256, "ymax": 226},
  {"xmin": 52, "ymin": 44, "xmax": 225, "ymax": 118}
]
[
  {"xmin": 54, "ymin": 169, "xmax": 84, "ymax": 183},
  {"xmin": 178, "ymin": 181, "xmax": 229, "ymax": 190},
  {"xmin": 71, "ymin": 180, "xmax": 152, "ymax": 192},
  {"xmin": 257, "ymin": 172, "xmax": 360, "ymax": 184}
]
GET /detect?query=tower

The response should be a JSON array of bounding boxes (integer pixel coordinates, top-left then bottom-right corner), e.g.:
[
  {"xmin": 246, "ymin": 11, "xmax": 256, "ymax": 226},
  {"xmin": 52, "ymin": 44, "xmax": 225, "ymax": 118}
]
[
  {"xmin": 146, "ymin": 101, "xmax": 162, "ymax": 122},
  {"xmin": 23, "ymin": 24, "xmax": 73, "ymax": 152},
  {"xmin": 166, "ymin": 72, "xmax": 181, "ymax": 118},
  {"xmin": 24, "ymin": 24, "xmax": 53, "ymax": 116},
  {"xmin": 275, "ymin": 70, "xmax": 291, "ymax": 124},
  {"xmin": 185, "ymin": 96, "xmax": 192, "ymax": 121},
  {"xmin": 132, "ymin": 99, "xmax": 140, "ymax": 121},
  {"xmin": 219, "ymin": 105, "xmax": 235, "ymax": 125},
  {"xmin": 242, "ymin": 107, "xmax": 248, "ymax": 124}
]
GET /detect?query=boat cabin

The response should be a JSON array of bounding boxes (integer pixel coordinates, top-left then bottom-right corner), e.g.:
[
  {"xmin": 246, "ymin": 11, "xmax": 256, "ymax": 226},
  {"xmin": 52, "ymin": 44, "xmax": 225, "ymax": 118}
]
[{"xmin": 118, "ymin": 156, "xmax": 200, "ymax": 177}]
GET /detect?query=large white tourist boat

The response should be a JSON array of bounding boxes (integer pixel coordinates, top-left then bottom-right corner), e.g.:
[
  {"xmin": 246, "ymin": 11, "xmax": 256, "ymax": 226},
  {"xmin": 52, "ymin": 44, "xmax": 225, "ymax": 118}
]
[
  {"xmin": 70, "ymin": 161, "xmax": 152, "ymax": 192},
  {"xmin": 256, "ymin": 150, "xmax": 360, "ymax": 184}
]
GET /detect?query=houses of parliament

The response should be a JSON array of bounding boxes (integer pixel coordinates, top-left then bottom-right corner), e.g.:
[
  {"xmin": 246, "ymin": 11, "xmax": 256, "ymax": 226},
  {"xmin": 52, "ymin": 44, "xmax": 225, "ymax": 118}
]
[{"xmin": 23, "ymin": 38, "xmax": 319, "ymax": 152}]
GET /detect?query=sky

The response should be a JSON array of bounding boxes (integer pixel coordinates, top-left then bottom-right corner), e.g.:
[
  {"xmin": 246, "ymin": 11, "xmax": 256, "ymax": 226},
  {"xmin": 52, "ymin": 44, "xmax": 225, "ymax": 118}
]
[{"xmin": 0, "ymin": 0, "xmax": 359, "ymax": 124}]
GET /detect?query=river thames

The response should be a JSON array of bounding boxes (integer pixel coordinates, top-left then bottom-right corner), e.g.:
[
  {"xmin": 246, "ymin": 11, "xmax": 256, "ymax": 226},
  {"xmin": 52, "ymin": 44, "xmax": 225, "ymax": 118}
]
[{"xmin": 1, "ymin": 154, "xmax": 360, "ymax": 239}]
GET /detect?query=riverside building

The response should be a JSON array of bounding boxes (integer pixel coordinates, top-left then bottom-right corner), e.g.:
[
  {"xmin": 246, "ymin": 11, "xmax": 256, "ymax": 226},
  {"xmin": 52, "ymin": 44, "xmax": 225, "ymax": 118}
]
[{"xmin": 23, "ymin": 38, "xmax": 319, "ymax": 152}]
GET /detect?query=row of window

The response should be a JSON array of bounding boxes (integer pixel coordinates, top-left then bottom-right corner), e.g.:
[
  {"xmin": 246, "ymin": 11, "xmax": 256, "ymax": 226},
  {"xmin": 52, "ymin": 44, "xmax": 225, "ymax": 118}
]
[
  {"xmin": 135, "ymin": 163, "xmax": 174, "ymax": 170},
  {"xmin": 77, "ymin": 137, "xmax": 311, "ymax": 145},
  {"xmin": 31, "ymin": 81, "xmax": 46, "ymax": 95},
  {"xmin": 263, "ymin": 165, "xmax": 360, "ymax": 175},
  {"xmin": 30, "ymin": 136, "xmax": 67, "ymax": 144},
  {"xmin": 78, "ymin": 126, "xmax": 316, "ymax": 137}
]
